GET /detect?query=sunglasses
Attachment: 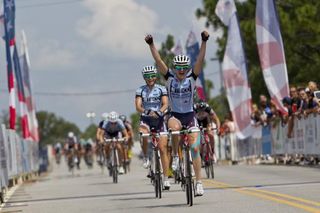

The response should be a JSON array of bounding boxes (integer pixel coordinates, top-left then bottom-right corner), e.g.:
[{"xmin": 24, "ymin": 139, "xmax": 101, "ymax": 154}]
[
  {"xmin": 174, "ymin": 65, "xmax": 190, "ymax": 71},
  {"xmin": 143, "ymin": 74, "xmax": 157, "ymax": 79}
]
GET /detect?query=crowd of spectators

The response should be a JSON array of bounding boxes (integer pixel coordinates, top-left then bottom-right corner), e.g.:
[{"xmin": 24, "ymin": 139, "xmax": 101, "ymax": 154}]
[{"xmin": 250, "ymin": 81, "xmax": 320, "ymax": 138}]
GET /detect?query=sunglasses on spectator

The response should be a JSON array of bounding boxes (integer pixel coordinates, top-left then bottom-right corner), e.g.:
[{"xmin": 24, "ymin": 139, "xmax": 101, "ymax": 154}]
[
  {"xmin": 143, "ymin": 73, "xmax": 157, "ymax": 79},
  {"xmin": 174, "ymin": 65, "xmax": 190, "ymax": 71}
]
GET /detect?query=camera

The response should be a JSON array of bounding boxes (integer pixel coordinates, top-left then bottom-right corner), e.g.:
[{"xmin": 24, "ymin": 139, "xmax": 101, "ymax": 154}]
[{"xmin": 314, "ymin": 90, "xmax": 320, "ymax": 100}]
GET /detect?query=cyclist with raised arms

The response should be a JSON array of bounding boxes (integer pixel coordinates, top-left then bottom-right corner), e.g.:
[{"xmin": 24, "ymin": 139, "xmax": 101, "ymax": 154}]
[
  {"xmin": 145, "ymin": 31, "xmax": 209, "ymax": 196},
  {"xmin": 194, "ymin": 100, "xmax": 221, "ymax": 163},
  {"xmin": 135, "ymin": 65, "xmax": 170, "ymax": 189},
  {"xmin": 98, "ymin": 111, "xmax": 129, "ymax": 174}
]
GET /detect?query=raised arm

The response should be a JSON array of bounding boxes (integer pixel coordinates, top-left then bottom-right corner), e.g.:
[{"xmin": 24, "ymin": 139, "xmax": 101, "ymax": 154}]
[
  {"xmin": 193, "ymin": 31, "xmax": 209, "ymax": 76},
  {"xmin": 145, "ymin": 35, "xmax": 168, "ymax": 76}
]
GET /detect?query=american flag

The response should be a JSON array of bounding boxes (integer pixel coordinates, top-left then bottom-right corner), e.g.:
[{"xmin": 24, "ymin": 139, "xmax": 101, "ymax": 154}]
[
  {"xmin": 3, "ymin": 0, "xmax": 16, "ymax": 130},
  {"xmin": 13, "ymin": 44, "xmax": 30, "ymax": 139},
  {"xmin": 186, "ymin": 31, "xmax": 207, "ymax": 101},
  {"xmin": 256, "ymin": 0, "xmax": 289, "ymax": 113},
  {"xmin": 20, "ymin": 31, "xmax": 39, "ymax": 142},
  {"xmin": 215, "ymin": 0, "xmax": 253, "ymax": 139}
]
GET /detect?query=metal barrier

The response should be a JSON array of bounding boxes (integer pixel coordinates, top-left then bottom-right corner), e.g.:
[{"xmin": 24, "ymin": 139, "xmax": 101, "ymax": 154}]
[
  {"xmin": 0, "ymin": 124, "xmax": 39, "ymax": 201},
  {"xmin": 216, "ymin": 115, "xmax": 320, "ymax": 163}
]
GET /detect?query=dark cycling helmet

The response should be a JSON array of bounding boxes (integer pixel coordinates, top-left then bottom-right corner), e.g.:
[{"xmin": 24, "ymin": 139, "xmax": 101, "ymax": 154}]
[
  {"xmin": 119, "ymin": 114, "xmax": 127, "ymax": 123},
  {"xmin": 196, "ymin": 101, "xmax": 208, "ymax": 109}
]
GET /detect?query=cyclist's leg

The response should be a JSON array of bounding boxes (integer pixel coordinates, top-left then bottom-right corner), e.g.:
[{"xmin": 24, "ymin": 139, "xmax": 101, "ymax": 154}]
[
  {"xmin": 167, "ymin": 117, "xmax": 181, "ymax": 156},
  {"xmin": 207, "ymin": 123, "xmax": 215, "ymax": 152},
  {"xmin": 139, "ymin": 124, "xmax": 150, "ymax": 159},
  {"xmin": 189, "ymin": 132, "xmax": 201, "ymax": 181},
  {"xmin": 158, "ymin": 135, "xmax": 169, "ymax": 178},
  {"xmin": 116, "ymin": 142, "xmax": 124, "ymax": 166}
]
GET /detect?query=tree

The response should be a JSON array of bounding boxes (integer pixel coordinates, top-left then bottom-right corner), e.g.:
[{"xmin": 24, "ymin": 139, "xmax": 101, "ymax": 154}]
[
  {"xmin": 81, "ymin": 124, "xmax": 98, "ymax": 140},
  {"xmin": 37, "ymin": 111, "xmax": 81, "ymax": 145},
  {"xmin": 196, "ymin": 0, "xmax": 320, "ymax": 102}
]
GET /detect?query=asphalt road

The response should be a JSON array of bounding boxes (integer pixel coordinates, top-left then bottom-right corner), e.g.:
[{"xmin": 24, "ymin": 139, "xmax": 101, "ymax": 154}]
[{"xmin": 1, "ymin": 154, "xmax": 320, "ymax": 213}]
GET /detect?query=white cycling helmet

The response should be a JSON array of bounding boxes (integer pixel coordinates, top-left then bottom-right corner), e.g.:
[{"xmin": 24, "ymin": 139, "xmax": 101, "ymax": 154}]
[
  {"xmin": 142, "ymin": 65, "xmax": 157, "ymax": 77},
  {"xmin": 173, "ymin": 54, "xmax": 191, "ymax": 66},
  {"xmin": 108, "ymin": 111, "xmax": 119, "ymax": 123},
  {"xmin": 101, "ymin": 112, "xmax": 109, "ymax": 120},
  {"xmin": 68, "ymin": 132, "xmax": 74, "ymax": 138}
]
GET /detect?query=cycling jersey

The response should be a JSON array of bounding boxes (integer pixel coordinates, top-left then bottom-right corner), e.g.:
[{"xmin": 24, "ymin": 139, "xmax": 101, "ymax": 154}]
[
  {"xmin": 194, "ymin": 105, "xmax": 216, "ymax": 121},
  {"xmin": 135, "ymin": 84, "xmax": 168, "ymax": 112},
  {"xmin": 102, "ymin": 119, "xmax": 125, "ymax": 138},
  {"xmin": 164, "ymin": 70, "xmax": 197, "ymax": 113}
]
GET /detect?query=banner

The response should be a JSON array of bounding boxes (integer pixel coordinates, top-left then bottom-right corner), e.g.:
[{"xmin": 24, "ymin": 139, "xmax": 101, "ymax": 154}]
[
  {"xmin": 256, "ymin": 0, "xmax": 289, "ymax": 113},
  {"xmin": 215, "ymin": 0, "xmax": 253, "ymax": 139}
]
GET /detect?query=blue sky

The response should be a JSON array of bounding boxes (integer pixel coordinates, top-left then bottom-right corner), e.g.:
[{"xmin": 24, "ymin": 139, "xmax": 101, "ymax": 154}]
[{"xmin": 0, "ymin": 0, "xmax": 222, "ymax": 131}]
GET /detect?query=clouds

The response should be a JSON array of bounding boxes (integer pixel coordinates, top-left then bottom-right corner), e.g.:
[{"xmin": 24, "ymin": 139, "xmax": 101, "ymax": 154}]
[
  {"xmin": 30, "ymin": 39, "xmax": 78, "ymax": 71},
  {"xmin": 77, "ymin": 0, "xmax": 158, "ymax": 58}
]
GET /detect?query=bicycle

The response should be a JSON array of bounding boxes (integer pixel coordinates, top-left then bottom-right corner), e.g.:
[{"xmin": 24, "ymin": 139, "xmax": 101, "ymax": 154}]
[
  {"xmin": 170, "ymin": 127, "xmax": 200, "ymax": 206},
  {"xmin": 199, "ymin": 126, "xmax": 216, "ymax": 179},
  {"xmin": 140, "ymin": 128, "xmax": 168, "ymax": 199},
  {"xmin": 104, "ymin": 137, "xmax": 125, "ymax": 183}
]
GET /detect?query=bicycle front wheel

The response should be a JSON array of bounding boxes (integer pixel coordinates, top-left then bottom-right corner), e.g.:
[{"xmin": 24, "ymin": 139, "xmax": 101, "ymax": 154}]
[{"xmin": 185, "ymin": 148, "xmax": 193, "ymax": 206}]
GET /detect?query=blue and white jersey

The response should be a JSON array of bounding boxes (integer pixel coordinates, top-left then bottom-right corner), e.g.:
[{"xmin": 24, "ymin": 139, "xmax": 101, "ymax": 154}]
[
  {"xmin": 135, "ymin": 84, "xmax": 168, "ymax": 112},
  {"xmin": 165, "ymin": 70, "xmax": 197, "ymax": 113},
  {"xmin": 102, "ymin": 119, "xmax": 125, "ymax": 135}
]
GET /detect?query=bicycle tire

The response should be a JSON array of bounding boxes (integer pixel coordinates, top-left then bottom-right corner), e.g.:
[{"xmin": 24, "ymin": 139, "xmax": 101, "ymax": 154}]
[
  {"xmin": 154, "ymin": 149, "xmax": 162, "ymax": 199},
  {"xmin": 210, "ymin": 160, "xmax": 215, "ymax": 179},
  {"xmin": 112, "ymin": 149, "xmax": 118, "ymax": 183},
  {"xmin": 185, "ymin": 148, "xmax": 193, "ymax": 206}
]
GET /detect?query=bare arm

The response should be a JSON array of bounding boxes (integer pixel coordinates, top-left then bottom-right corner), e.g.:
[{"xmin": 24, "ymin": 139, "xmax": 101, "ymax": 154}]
[
  {"xmin": 145, "ymin": 35, "xmax": 168, "ymax": 75},
  {"xmin": 98, "ymin": 129, "xmax": 105, "ymax": 142},
  {"xmin": 135, "ymin": 96, "xmax": 145, "ymax": 113},
  {"xmin": 193, "ymin": 31, "xmax": 209, "ymax": 76},
  {"xmin": 160, "ymin": 95, "xmax": 169, "ymax": 113},
  {"xmin": 122, "ymin": 129, "xmax": 129, "ymax": 141}
]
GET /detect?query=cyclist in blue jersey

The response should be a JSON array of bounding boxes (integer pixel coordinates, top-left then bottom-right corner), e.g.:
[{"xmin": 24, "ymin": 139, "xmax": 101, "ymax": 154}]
[
  {"xmin": 145, "ymin": 31, "xmax": 209, "ymax": 196},
  {"xmin": 135, "ymin": 65, "xmax": 170, "ymax": 189},
  {"xmin": 98, "ymin": 111, "xmax": 129, "ymax": 174}
]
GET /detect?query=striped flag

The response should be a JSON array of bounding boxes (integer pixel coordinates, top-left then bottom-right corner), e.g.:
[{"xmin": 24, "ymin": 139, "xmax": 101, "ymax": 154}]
[
  {"xmin": 20, "ymin": 31, "xmax": 39, "ymax": 142},
  {"xmin": 215, "ymin": 0, "xmax": 253, "ymax": 139},
  {"xmin": 3, "ymin": 0, "xmax": 16, "ymax": 130},
  {"xmin": 13, "ymin": 45, "xmax": 30, "ymax": 139},
  {"xmin": 186, "ymin": 31, "xmax": 207, "ymax": 101},
  {"xmin": 171, "ymin": 39, "xmax": 183, "ymax": 55},
  {"xmin": 256, "ymin": 0, "xmax": 289, "ymax": 113}
]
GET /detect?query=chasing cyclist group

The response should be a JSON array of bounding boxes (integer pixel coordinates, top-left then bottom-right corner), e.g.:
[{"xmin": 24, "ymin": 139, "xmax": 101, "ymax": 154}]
[{"xmin": 63, "ymin": 31, "xmax": 221, "ymax": 197}]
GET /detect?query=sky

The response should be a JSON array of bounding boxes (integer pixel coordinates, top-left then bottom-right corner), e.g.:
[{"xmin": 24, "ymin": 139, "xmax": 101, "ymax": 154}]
[{"xmin": 0, "ymin": 0, "xmax": 223, "ymax": 131}]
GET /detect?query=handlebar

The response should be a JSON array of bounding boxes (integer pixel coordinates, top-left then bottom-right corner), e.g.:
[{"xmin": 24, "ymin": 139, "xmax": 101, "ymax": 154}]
[
  {"xmin": 169, "ymin": 128, "xmax": 200, "ymax": 135},
  {"xmin": 139, "ymin": 132, "xmax": 168, "ymax": 137},
  {"xmin": 104, "ymin": 137, "xmax": 126, "ymax": 143}
]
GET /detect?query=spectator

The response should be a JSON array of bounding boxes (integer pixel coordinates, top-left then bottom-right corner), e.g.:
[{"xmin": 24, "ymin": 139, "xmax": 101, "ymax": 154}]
[
  {"xmin": 250, "ymin": 103, "xmax": 262, "ymax": 127},
  {"xmin": 259, "ymin": 95, "xmax": 273, "ymax": 126},
  {"xmin": 289, "ymin": 86, "xmax": 301, "ymax": 114},
  {"xmin": 282, "ymin": 96, "xmax": 294, "ymax": 138}
]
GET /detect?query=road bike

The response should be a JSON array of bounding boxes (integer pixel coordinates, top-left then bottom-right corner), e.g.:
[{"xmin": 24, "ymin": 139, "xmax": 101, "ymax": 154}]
[
  {"xmin": 170, "ymin": 128, "xmax": 200, "ymax": 206},
  {"xmin": 199, "ymin": 126, "xmax": 216, "ymax": 179},
  {"xmin": 104, "ymin": 137, "xmax": 125, "ymax": 183},
  {"xmin": 140, "ymin": 128, "xmax": 168, "ymax": 199}
]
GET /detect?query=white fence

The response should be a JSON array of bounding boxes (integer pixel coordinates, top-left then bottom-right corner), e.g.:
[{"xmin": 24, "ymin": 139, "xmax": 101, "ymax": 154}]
[
  {"xmin": 216, "ymin": 115, "xmax": 320, "ymax": 162},
  {"xmin": 0, "ymin": 124, "xmax": 39, "ymax": 191}
]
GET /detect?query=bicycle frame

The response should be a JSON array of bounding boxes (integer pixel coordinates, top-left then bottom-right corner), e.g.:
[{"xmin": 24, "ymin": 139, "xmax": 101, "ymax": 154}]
[
  {"xmin": 140, "ymin": 130, "xmax": 167, "ymax": 198},
  {"xmin": 170, "ymin": 128, "xmax": 200, "ymax": 206},
  {"xmin": 104, "ymin": 137, "xmax": 125, "ymax": 183}
]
